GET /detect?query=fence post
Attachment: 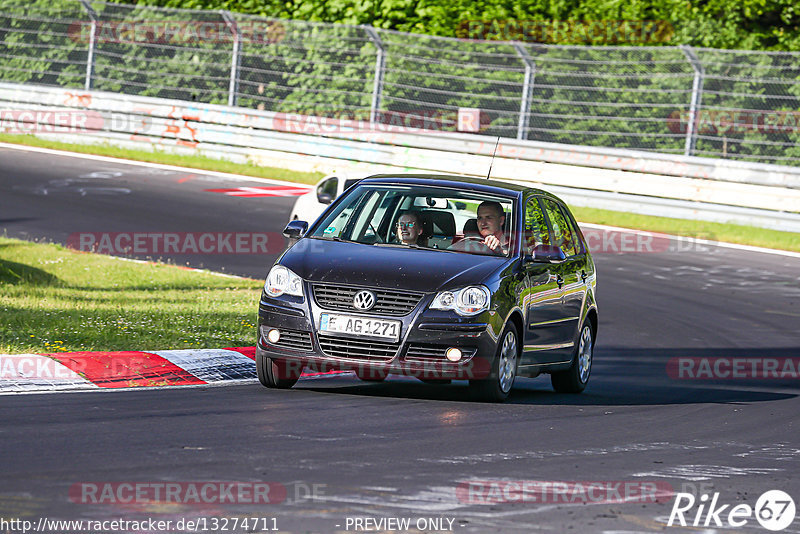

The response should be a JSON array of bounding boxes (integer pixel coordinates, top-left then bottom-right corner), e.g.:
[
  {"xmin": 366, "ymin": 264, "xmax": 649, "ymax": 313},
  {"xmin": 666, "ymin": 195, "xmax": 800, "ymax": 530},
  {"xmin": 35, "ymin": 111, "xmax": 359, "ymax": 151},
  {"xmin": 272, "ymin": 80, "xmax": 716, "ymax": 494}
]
[
  {"xmin": 513, "ymin": 44, "xmax": 535, "ymax": 141},
  {"xmin": 363, "ymin": 26, "xmax": 385, "ymax": 125},
  {"xmin": 221, "ymin": 11, "xmax": 241, "ymax": 107},
  {"xmin": 78, "ymin": 0, "xmax": 97, "ymax": 91},
  {"xmin": 680, "ymin": 45, "xmax": 704, "ymax": 157}
]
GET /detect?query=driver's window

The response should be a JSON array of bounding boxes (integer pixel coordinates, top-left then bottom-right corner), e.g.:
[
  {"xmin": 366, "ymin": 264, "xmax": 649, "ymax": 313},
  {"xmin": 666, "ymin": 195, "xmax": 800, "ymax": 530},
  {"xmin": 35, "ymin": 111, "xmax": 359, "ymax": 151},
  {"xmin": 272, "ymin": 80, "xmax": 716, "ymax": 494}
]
[{"xmin": 525, "ymin": 198, "xmax": 549, "ymax": 255}]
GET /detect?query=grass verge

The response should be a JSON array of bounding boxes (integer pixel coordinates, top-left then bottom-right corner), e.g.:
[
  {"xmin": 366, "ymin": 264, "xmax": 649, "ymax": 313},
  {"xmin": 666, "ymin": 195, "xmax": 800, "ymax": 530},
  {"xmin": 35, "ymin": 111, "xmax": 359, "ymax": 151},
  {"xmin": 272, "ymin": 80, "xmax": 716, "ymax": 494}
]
[
  {"xmin": 0, "ymin": 237, "xmax": 262, "ymax": 354},
  {"xmin": 0, "ymin": 133, "xmax": 324, "ymax": 185},
  {"xmin": 572, "ymin": 206, "xmax": 800, "ymax": 253},
  {"xmin": 1, "ymin": 133, "xmax": 797, "ymax": 253}
]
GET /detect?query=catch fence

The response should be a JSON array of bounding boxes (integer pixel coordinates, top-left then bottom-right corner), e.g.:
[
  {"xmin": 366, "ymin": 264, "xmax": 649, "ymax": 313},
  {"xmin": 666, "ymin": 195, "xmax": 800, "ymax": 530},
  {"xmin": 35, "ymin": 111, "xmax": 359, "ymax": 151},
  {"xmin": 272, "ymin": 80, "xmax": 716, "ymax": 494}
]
[{"xmin": 2, "ymin": 0, "xmax": 800, "ymax": 165}]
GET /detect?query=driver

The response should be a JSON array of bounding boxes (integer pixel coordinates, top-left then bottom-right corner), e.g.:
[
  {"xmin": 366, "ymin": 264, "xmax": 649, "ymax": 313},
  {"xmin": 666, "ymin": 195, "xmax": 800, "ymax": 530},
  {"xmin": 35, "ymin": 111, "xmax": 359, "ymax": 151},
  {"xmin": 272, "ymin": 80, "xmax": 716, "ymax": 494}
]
[
  {"xmin": 395, "ymin": 211, "xmax": 426, "ymax": 246},
  {"xmin": 450, "ymin": 201, "xmax": 508, "ymax": 254}
]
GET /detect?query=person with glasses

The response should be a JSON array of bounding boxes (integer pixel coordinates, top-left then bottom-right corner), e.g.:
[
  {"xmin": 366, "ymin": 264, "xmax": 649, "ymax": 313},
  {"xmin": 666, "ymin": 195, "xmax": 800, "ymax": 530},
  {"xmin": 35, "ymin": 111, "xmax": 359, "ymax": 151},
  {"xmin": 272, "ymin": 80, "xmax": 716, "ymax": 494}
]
[{"xmin": 395, "ymin": 211, "xmax": 427, "ymax": 247}]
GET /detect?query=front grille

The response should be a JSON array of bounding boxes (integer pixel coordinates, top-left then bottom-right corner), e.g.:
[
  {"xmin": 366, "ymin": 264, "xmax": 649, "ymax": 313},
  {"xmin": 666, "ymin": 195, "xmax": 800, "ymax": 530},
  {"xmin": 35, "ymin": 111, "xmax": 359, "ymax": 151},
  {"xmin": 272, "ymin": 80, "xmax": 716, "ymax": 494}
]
[
  {"xmin": 405, "ymin": 343, "xmax": 477, "ymax": 362},
  {"xmin": 263, "ymin": 327, "xmax": 313, "ymax": 352},
  {"xmin": 313, "ymin": 284, "xmax": 423, "ymax": 316},
  {"xmin": 318, "ymin": 334, "xmax": 400, "ymax": 361}
]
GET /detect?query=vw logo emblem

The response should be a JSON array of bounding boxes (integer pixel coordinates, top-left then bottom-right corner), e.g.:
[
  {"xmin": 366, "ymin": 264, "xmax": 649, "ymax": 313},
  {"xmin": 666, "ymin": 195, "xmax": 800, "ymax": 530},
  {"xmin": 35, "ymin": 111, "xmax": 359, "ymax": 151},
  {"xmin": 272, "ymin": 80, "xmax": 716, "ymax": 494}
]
[{"xmin": 353, "ymin": 290, "xmax": 376, "ymax": 311}]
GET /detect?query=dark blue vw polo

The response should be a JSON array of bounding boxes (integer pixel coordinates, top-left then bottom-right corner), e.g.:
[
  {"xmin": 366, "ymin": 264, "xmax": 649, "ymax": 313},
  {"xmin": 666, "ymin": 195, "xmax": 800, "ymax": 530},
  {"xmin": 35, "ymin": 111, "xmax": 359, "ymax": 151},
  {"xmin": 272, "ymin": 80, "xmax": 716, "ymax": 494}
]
[{"xmin": 256, "ymin": 174, "xmax": 597, "ymax": 401}]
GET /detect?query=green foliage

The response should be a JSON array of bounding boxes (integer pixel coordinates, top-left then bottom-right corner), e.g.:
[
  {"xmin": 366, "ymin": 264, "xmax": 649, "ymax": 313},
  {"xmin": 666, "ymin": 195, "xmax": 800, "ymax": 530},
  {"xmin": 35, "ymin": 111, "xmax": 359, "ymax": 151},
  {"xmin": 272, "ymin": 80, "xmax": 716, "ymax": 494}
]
[
  {"xmin": 2, "ymin": 0, "xmax": 799, "ymax": 165},
  {"xmin": 128, "ymin": 0, "xmax": 800, "ymax": 52}
]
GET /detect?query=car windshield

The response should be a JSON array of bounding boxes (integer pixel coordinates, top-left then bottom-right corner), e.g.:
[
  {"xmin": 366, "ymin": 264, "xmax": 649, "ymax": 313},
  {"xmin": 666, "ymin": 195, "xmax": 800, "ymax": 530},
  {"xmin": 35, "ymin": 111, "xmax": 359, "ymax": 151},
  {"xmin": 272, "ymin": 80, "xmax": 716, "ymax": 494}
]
[{"xmin": 309, "ymin": 184, "xmax": 515, "ymax": 257}]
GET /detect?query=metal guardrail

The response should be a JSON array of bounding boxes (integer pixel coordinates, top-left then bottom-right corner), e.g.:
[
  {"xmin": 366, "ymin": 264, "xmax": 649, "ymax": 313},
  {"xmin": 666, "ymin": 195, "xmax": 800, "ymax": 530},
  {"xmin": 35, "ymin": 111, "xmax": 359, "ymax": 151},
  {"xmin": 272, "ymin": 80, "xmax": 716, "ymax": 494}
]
[
  {"xmin": 2, "ymin": 0, "xmax": 800, "ymax": 167},
  {"xmin": 1, "ymin": 82, "xmax": 799, "ymax": 233}
]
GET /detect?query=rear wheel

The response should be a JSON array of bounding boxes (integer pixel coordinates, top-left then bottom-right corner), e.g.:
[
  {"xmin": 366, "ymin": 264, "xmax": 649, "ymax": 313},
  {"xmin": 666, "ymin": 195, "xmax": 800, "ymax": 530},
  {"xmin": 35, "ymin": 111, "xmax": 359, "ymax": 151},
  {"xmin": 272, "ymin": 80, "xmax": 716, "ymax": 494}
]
[
  {"xmin": 551, "ymin": 322, "xmax": 593, "ymax": 393},
  {"xmin": 257, "ymin": 353, "xmax": 301, "ymax": 389},
  {"xmin": 469, "ymin": 323, "xmax": 519, "ymax": 402}
]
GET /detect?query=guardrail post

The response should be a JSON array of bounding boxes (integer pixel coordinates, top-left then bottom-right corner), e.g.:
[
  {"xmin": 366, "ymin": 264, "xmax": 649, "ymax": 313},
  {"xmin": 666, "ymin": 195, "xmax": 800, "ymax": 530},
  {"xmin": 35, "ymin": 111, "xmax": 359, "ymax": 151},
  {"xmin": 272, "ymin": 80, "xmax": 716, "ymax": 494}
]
[
  {"xmin": 221, "ymin": 11, "xmax": 241, "ymax": 107},
  {"xmin": 680, "ymin": 45, "xmax": 704, "ymax": 157},
  {"xmin": 78, "ymin": 0, "xmax": 97, "ymax": 91},
  {"xmin": 363, "ymin": 26, "xmax": 385, "ymax": 125},
  {"xmin": 513, "ymin": 44, "xmax": 535, "ymax": 141}
]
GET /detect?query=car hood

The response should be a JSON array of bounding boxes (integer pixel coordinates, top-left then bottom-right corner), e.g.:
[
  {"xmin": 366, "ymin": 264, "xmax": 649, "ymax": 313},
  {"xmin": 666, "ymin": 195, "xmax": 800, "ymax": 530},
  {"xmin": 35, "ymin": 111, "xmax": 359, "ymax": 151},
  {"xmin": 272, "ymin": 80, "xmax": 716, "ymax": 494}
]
[{"xmin": 280, "ymin": 238, "xmax": 510, "ymax": 293}]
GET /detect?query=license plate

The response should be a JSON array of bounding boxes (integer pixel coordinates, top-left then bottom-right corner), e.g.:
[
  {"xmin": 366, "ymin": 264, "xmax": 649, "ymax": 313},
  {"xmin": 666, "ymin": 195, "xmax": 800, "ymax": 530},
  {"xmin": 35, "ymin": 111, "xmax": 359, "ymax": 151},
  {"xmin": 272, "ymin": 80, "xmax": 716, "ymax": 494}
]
[{"xmin": 319, "ymin": 313, "xmax": 401, "ymax": 342}]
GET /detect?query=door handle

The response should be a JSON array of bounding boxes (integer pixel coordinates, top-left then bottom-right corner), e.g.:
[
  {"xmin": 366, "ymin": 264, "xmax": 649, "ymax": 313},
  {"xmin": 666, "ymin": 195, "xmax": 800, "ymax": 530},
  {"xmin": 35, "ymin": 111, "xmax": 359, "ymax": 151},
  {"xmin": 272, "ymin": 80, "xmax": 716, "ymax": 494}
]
[
  {"xmin": 556, "ymin": 275, "xmax": 564, "ymax": 287},
  {"xmin": 581, "ymin": 270, "xmax": 587, "ymax": 283}
]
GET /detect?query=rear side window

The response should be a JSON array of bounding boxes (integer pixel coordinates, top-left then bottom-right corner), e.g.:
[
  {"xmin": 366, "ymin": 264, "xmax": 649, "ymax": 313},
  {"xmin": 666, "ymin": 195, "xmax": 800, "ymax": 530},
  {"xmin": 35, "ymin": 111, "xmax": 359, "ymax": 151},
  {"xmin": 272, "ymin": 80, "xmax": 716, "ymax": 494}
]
[
  {"xmin": 524, "ymin": 198, "xmax": 550, "ymax": 254},
  {"xmin": 541, "ymin": 198, "xmax": 578, "ymax": 257}
]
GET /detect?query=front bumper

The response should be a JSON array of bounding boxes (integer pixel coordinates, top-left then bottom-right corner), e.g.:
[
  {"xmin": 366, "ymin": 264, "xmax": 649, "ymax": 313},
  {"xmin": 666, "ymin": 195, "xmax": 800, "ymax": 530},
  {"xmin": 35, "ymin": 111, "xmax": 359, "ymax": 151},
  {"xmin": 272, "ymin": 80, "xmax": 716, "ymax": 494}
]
[{"xmin": 256, "ymin": 290, "xmax": 500, "ymax": 381}]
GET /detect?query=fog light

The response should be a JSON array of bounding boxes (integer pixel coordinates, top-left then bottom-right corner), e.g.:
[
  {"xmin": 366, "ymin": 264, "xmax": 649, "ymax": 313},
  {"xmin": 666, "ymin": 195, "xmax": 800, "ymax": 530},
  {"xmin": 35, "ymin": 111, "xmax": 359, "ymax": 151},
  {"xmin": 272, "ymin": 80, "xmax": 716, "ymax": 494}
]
[
  {"xmin": 445, "ymin": 347, "xmax": 462, "ymax": 362},
  {"xmin": 267, "ymin": 329, "xmax": 281, "ymax": 344}
]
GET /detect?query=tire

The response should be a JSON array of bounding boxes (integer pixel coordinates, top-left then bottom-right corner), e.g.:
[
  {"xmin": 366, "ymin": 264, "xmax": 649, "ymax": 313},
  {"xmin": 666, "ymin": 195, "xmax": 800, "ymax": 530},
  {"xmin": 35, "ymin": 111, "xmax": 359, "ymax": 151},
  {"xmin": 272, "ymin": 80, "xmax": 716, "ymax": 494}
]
[
  {"xmin": 469, "ymin": 322, "xmax": 519, "ymax": 402},
  {"xmin": 256, "ymin": 353, "xmax": 301, "ymax": 389},
  {"xmin": 551, "ymin": 321, "xmax": 593, "ymax": 393}
]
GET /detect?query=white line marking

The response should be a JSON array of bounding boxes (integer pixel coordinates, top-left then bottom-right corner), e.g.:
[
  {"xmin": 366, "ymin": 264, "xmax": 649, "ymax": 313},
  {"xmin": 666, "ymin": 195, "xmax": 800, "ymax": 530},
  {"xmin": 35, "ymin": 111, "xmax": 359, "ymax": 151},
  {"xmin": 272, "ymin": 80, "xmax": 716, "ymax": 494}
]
[
  {"xmin": 0, "ymin": 141, "xmax": 306, "ymax": 186},
  {"xmin": 105, "ymin": 255, "xmax": 251, "ymax": 279},
  {"xmin": 631, "ymin": 464, "xmax": 783, "ymax": 481}
]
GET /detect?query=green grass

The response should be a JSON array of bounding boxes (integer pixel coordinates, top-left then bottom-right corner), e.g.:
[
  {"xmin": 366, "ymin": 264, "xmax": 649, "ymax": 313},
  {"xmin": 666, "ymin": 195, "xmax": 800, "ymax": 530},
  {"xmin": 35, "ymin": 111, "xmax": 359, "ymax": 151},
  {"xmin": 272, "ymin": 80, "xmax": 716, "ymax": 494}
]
[
  {"xmin": 572, "ymin": 206, "xmax": 800, "ymax": 253},
  {"xmin": 0, "ymin": 133, "xmax": 324, "ymax": 185},
  {"xmin": 0, "ymin": 237, "xmax": 263, "ymax": 354},
  {"xmin": 2, "ymin": 133, "xmax": 797, "ymax": 252}
]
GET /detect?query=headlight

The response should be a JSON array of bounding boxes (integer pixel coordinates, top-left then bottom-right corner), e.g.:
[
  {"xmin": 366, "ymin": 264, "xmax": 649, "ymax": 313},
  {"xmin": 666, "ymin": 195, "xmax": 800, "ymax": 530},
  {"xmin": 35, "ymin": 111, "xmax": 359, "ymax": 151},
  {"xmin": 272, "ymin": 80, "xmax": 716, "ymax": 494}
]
[
  {"xmin": 430, "ymin": 286, "xmax": 491, "ymax": 316},
  {"xmin": 264, "ymin": 265, "xmax": 303, "ymax": 297}
]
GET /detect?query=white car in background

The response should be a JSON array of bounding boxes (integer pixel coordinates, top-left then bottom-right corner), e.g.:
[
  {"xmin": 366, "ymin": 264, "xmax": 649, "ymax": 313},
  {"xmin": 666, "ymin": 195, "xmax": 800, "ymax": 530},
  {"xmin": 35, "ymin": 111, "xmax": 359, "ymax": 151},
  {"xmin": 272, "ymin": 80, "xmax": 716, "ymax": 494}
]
[
  {"xmin": 288, "ymin": 172, "xmax": 477, "ymax": 243},
  {"xmin": 288, "ymin": 173, "xmax": 364, "ymax": 225}
]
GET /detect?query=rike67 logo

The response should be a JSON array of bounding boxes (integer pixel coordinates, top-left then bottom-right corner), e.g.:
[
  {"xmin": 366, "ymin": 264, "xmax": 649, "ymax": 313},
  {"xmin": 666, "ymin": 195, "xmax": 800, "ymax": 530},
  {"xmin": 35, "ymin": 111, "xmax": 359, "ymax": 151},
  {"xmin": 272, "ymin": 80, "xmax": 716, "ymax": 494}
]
[{"xmin": 669, "ymin": 490, "xmax": 796, "ymax": 531}]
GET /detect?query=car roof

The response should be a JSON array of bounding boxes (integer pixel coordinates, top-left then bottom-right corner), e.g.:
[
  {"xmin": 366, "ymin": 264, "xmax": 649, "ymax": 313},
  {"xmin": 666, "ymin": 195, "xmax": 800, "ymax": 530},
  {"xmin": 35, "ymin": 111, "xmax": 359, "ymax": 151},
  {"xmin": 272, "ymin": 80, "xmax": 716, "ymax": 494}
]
[{"xmin": 360, "ymin": 174, "xmax": 556, "ymax": 199}]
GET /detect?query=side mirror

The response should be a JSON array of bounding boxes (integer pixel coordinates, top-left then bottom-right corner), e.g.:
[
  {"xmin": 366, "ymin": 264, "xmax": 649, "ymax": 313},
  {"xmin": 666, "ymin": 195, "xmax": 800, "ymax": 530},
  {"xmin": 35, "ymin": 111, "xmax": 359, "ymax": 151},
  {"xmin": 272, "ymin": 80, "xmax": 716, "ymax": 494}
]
[
  {"xmin": 283, "ymin": 220, "xmax": 309, "ymax": 240},
  {"xmin": 530, "ymin": 244, "xmax": 566, "ymax": 263},
  {"xmin": 317, "ymin": 191, "xmax": 334, "ymax": 205}
]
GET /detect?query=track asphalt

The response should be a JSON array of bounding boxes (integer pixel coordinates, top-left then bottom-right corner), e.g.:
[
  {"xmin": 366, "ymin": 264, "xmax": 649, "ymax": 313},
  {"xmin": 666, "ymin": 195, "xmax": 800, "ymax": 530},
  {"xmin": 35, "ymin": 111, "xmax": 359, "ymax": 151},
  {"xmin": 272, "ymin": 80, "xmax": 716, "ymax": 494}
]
[{"xmin": 1, "ymin": 145, "xmax": 799, "ymax": 533}]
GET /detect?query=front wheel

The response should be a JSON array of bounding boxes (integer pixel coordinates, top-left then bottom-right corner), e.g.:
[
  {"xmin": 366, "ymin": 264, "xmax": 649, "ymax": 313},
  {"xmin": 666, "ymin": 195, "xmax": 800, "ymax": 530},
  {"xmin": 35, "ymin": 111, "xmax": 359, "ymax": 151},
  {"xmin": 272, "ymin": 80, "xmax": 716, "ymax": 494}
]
[
  {"xmin": 551, "ymin": 322, "xmax": 593, "ymax": 393},
  {"xmin": 469, "ymin": 323, "xmax": 519, "ymax": 402},
  {"xmin": 257, "ymin": 353, "xmax": 301, "ymax": 389}
]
